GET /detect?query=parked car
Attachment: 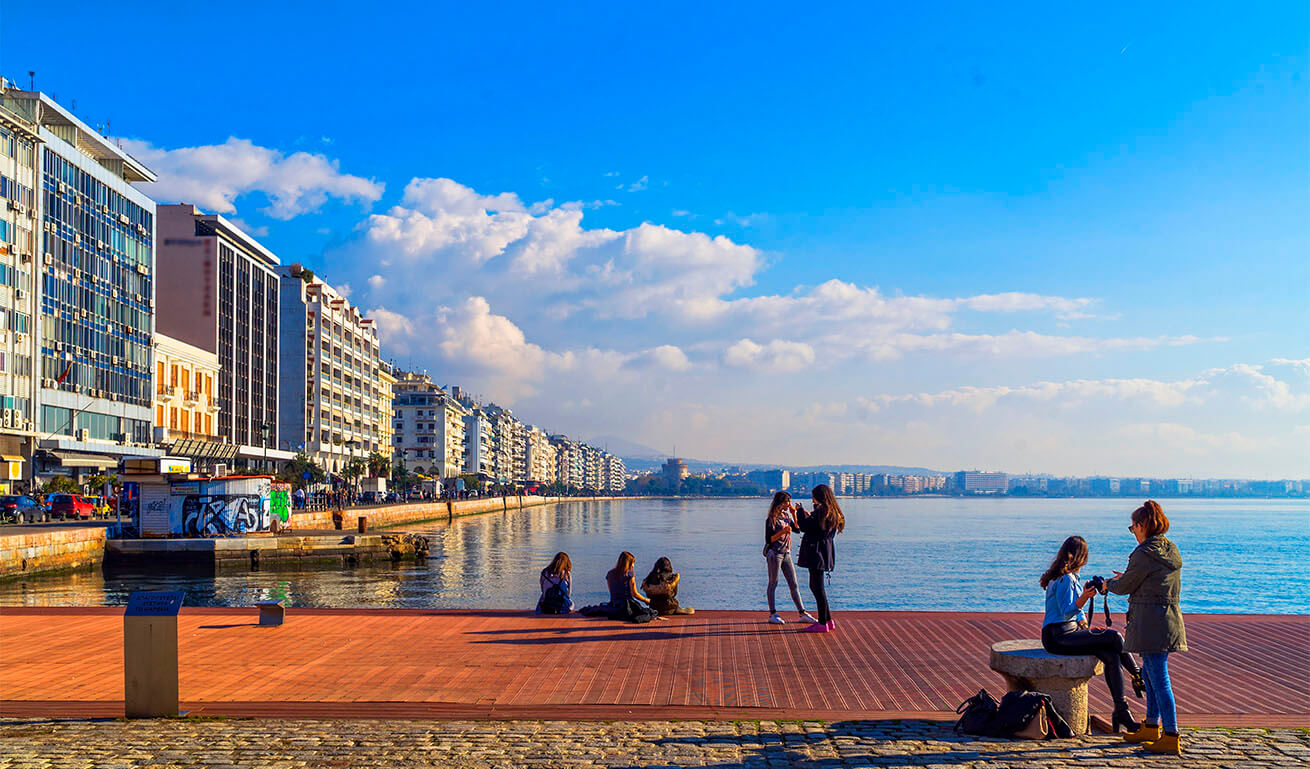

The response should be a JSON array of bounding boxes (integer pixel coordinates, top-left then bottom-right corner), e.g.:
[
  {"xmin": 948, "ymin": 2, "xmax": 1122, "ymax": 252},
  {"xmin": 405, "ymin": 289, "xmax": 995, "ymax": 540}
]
[
  {"xmin": 359, "ymin": 491, "xmax": 382, "ymax": 504},
  {"xmin": 48, "ymin": 494, "xmax": 95, "ymax": 520},
  {"xmin": 384, "ymin": 491, "xmax": 401, "ymax": 503},
  {"xmin": 0, "ymin": 495, "xmax": 42, "ymax": 524}
]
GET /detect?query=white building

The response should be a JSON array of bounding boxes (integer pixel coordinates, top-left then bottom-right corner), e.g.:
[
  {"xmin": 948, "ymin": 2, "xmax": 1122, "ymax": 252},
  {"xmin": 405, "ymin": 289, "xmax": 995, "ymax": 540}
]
[
  {"xmin": 391, "ymin": 370, "xmax": 467, "ymax": 479},
  {"xmin": 277, "ymin": 263, "xmax": 384, "ymax": 475}
]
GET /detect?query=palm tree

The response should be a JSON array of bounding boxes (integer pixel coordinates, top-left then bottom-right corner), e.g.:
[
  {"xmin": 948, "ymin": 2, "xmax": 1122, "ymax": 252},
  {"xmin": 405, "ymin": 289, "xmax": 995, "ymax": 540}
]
[{"xmin": 367, "ymin": 451, "xmax": 391, "ymax": 479}]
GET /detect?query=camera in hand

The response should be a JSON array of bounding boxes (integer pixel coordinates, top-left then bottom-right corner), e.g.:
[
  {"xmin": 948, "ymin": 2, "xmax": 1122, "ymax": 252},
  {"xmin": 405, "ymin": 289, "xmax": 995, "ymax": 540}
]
[{"xmin": 1087, "ymin": 575, "xmax": 1107, "ymax": 593}]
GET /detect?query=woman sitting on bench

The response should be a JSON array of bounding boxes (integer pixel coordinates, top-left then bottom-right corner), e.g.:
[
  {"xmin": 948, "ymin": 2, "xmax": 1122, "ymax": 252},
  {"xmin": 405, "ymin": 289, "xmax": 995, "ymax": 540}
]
[{"xmin": 1040, "ymin": 535, "xmax": 1143, "ymax": 733}]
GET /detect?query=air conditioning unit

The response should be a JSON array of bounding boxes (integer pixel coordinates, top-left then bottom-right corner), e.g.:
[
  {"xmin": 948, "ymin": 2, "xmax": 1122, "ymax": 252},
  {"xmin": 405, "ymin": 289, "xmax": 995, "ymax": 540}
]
[
  {"xmin": 77, "ymin": 429, "xmax": 90, "ymax": 441},
  {"xmin": 2, "ymin": 411, "xmax": 12, "ymax": 427},
  {"xmin": 100, "ymin": 204, "xmax": 108, "ymax": 214},
  {"xmin": 19, "ymin": 251, "xmax": 30, "ymax": 263},
  {"xmin": 14, "ymin": 333, "xmax": 24, "ymax": 343},
  {"xmin": 14, "ymin": 290, "xmax": 25, "ymax": 300}
]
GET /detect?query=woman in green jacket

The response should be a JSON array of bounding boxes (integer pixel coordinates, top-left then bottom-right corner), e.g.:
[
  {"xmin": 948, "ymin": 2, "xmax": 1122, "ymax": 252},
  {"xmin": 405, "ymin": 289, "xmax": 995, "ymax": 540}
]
[{"xmin": 1106, "ymin": 500, "xmax": 1186, "ymax": 756}]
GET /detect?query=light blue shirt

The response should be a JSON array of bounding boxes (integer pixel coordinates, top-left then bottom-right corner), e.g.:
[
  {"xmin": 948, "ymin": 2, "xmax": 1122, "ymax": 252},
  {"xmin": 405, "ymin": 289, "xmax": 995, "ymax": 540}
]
[{"xmin": 1043, "ymin": 572, "xmax": 1086, "ymax": 627}]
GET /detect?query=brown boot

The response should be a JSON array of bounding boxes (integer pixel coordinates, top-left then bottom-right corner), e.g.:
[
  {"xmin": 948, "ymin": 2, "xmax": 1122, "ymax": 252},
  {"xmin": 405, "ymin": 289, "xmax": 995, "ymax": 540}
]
[
  {"xmin": 1123, "ymin": 723, "xmax": 1161, "ymax": 744},
  {"xmin": 1144, "ymin": 732, "xmax": 1181, "ymax": 755}
]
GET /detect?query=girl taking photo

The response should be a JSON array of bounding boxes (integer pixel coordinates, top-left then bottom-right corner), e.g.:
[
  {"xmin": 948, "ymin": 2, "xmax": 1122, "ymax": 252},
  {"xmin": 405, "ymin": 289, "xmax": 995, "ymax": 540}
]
[
  {"xmin": 1039, "ymin": 536, "xmax": 1143, "ymax": 733},
  {"xmin": 763, "ymin": 492, "xmax": 817, "ymax": 625},
  {"xmin": 1107, "ymin": 501, "xmax": 1187, "ymax": 756},
  {"xmin": 795, "ymin": 484, "xmax": 844, "ymax": 633}
]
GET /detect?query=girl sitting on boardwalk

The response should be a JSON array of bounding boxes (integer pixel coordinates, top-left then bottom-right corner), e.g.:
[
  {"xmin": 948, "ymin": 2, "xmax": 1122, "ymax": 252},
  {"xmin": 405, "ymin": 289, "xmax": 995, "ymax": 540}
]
[
  {"xmin": 600, "ymin": 551, "xmax": 659, "ymax": 623},
  {"xmin": 795, "ymin": 484, "xmax": 844, "ymax": 633},
  {"xmin": 536, "ymin": 551, "xmax": 574, "ymax": 614},
  {"xmin": 641, "ymin": 556, "xmax": 695, "ymax": 615},
  {"xmin": 763, "ymin": 491, "xmax": 816, "ymax": 625},
  {"xmin": 1039, "ymin": 536, "xmax": 1142, "ymax": 733}
]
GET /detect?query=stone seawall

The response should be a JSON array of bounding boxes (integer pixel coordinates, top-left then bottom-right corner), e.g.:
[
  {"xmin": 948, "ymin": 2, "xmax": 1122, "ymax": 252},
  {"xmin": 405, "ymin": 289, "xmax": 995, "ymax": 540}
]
[
  {"xmin": 0, "ymin": 526, "xmax": 108, "ymax": 579},
  {"xmin": 288, "ymin": 495, "xmax": 617, "ymax": 531}
]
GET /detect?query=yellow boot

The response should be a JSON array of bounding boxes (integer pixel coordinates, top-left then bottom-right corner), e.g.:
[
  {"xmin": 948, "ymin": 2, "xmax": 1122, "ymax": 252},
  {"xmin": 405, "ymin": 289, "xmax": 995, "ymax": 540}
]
[
  {"xmin": 1145, "ymin": 732, "xmax": 1181, "ymax": 756},
  {"xmin": 1123, "ymin": 723, "xmax": 1161, "ymax": 744}
]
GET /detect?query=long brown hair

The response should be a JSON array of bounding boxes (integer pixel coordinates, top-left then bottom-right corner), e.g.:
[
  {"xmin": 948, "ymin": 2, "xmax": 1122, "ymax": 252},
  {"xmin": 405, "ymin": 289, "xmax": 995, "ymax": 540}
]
[
  {"xmin": 542, "ymin": 551, "xmax": 571, "ymax": 581},
  {"xmin": 810, "ymin": 484, "xmax": 845, "ymax": 533},
  {"xmin": 1132, "ymin": 500, "xmax": 1169, "ymax": 537},
  {"xmin": 1040, "ymin": 536, "xmax": 1089, "ymax": 588},
  {"xmin": 767, "ymin": 491, "xmax": 793, "ymax": 528},
  {"xmin": 613, "ymin": 551, "xmax": 635, "ymax": 575}
]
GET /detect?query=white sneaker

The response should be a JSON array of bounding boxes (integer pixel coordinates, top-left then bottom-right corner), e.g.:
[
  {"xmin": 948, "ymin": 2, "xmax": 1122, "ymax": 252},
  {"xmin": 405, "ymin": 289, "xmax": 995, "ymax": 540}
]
[
  {"xmin": 799, "ymin": 612, "xmax": 817, "ymax": 624},
  {"xmin": 768, "ymin": 612, "xmax": 786, "ymax": 624}
]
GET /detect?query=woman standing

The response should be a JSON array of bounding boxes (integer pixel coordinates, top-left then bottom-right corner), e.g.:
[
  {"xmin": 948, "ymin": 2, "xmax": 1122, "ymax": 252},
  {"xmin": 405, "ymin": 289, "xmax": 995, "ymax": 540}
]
[
  {"xmin": 763, "ymin": 492, "xmax": 816, "ymax": 625},
  {"xmin": 1039, "ymin": 536, "xmax": 1143, "ymax": 732},
  {"xmin": 1107, "ymin": 501, "xmax": 1187, "ymax": 756},
  {"xmin": 795, "ymin": 484, "xmax": 844, "ymax": 633}
]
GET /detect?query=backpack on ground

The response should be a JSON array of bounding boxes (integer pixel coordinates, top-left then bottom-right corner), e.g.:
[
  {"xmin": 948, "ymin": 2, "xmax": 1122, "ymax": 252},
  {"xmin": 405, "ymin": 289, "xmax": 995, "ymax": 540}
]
[
  {"xmin": 994, "ymin": 690, "xmax": 1073, "ymax": 740},
  {"xmin": 538, "ymin": 582, "xmax": 569, "ymax": 614},
  {"xmin": 953, "ymin": 689, "xmax": 999, "ymax": 736}
]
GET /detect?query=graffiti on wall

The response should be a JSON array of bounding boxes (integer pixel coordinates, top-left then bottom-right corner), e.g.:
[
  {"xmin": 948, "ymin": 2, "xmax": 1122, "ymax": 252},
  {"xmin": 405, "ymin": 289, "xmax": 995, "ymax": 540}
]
[{"xmin": 181, "ymin": 495, "xmax": 270, "ymax": 536}]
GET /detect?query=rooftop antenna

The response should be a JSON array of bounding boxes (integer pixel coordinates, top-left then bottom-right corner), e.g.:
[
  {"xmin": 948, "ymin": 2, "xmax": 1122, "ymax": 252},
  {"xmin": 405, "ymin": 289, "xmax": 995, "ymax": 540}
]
[{"xmin": 28, "ymin": 71, "xmax": 34, "ymax": 91}]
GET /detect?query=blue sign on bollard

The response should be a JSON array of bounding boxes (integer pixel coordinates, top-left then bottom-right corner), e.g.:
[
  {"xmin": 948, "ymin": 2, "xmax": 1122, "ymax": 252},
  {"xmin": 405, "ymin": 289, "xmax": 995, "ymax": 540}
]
[{"xmin": 124, "ymin": 591, "xmax": 185, "ymax": 617}]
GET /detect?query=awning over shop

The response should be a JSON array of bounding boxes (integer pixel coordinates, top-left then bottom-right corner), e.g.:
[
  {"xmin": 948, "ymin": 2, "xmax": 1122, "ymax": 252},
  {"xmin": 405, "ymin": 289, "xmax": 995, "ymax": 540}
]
[
  {"xmin": 0, "ymin": 455, "xmax": 23, "ymax": 463},
  {"xmin": 48, "ymin": 451, "xmax": 118, "ymax": 470},
  {"xmin": 166, "ymin": 438, "xmax": 239, "ymax": 461}
]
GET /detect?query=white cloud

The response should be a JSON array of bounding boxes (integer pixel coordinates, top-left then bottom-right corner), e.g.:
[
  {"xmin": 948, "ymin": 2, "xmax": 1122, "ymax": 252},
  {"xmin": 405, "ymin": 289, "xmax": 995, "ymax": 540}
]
[
  {"xmin": 627, "ymin": 175, "xmax": 649, "ymax": 192},
  {"xmin": 628, "ymin": 345, "xmax": 692, "ymax": 372},
  {"xmin": 723, "ymin": 339, "xmax": 816, "ymax": 372},
  {"xmin": 367, "ymin": 274, "xmax": 385, "ymax": 290},
  {"xmin": 121, "ymin": 137, "xmax": 382, "ymax": 219}
]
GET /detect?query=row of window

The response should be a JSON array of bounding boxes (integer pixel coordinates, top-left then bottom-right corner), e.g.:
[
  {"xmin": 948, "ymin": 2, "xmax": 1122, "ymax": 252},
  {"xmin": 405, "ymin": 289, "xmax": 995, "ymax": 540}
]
[
  {"xmin": 43, "ymin": 151, "xmax": 153, "ymax": 232},
  {"xmin": 41, "ymin": 404, "xmax": 151, "ymax": 442},
  {"xmin": 0, "ymin": 125, "xmax": 36, "ymax": 167},
  {"xmin": 0, "ymin": 352, "xmax": 32, "ymax": 376},
  {"xmin": 0, "ymin": 174, "xmax": 34, "ymax": 208}
]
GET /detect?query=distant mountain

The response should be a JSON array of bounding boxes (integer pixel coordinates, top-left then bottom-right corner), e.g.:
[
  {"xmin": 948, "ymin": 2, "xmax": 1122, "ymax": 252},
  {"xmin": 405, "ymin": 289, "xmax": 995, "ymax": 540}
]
[
  {"xmin": 588, "ymin": 435, "xmax": 667, "ymax": 459},
  {"xmin": 590, "ymin": 436, "xmax": 948, "ymax": 476}
]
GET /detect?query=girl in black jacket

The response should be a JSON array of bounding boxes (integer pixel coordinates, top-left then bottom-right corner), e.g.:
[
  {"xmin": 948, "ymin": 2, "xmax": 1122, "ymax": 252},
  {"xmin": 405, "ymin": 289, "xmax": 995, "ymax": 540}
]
[{"xmin": 795, "ymin": 484, "xmax": 845, "ymax": 633}]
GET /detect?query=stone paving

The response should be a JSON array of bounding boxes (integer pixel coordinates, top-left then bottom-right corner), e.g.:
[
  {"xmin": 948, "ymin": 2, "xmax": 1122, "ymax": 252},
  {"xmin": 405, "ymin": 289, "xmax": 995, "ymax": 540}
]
[{"xmin": 1, "ymin": 718, "xmax": 1306, "ymax": 768}]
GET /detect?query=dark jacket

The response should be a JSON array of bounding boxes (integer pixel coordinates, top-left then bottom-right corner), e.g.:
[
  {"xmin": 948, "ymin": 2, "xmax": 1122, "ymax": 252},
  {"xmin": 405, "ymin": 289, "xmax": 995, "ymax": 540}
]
[
  {"xmin": 642, "ymin": 575, "xmax": 680, "ymax": 615},
  {"xmin": 1106, "ymin": 535, "xmax": 1187, "ymax": 654},
  {"xmin": 796, "ymin": 505, "xmax": 837, "ymax": 571}
]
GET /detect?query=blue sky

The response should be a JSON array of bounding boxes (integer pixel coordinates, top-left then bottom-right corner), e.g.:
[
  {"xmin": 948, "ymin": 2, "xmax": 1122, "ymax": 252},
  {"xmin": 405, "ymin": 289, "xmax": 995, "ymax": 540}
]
[{"xmin": 4, "ymin": 2, "xmax": 1306, "ymax": 476}]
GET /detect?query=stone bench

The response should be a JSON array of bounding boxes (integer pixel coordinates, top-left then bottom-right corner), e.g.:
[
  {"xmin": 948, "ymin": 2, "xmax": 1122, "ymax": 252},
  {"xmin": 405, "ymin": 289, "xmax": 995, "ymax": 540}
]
[{"xmin": 989, "ymin": 639, "xmax": 1102, "ymax": 735}]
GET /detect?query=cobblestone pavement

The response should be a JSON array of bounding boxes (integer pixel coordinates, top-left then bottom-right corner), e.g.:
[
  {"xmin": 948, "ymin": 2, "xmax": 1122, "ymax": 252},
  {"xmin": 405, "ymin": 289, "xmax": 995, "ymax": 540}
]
[{"xmin": 1, "ymin": 718, "xmax": 1307, "ymax": 768}]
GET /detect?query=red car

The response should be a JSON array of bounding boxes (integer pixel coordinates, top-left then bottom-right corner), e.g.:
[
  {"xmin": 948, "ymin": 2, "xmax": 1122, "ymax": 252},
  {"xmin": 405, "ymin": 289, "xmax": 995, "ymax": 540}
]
[{"xmin": 48, "ymin": 494, "xmax": 95, "ymax": 520}]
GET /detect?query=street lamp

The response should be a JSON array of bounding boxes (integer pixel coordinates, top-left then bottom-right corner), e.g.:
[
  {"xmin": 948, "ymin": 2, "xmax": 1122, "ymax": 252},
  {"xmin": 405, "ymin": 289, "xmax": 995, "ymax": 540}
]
[{"xmin": 259, "ymin": 423, "xmax": 273, "ymax": 474}]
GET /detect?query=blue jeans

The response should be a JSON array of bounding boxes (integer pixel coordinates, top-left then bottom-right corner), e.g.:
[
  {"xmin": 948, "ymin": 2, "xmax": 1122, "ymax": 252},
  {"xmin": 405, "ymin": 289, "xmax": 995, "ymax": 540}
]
[{"xmin": 1141, "ymin": 652, "xmax": 1178, "ymax": 733}]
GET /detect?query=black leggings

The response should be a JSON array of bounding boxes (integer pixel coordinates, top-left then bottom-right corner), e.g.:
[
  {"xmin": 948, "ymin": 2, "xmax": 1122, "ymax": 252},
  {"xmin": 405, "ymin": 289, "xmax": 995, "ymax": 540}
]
[
  {"xmin": 1042, "ymin": 622, "xmax": 1140, "ymax": 704},
  {"xmin": 807, "ymin": 567, "xmax": 831, "ymax": 623}
]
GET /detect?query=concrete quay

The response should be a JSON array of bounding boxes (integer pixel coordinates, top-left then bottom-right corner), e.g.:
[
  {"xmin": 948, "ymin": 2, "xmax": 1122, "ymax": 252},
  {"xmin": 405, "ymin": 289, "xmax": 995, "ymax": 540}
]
[
  {"xmin": 0, "ymin": 523, "xmax": 108, "ymax": 580},
  {"xmin": 103, "ymin": 531, "xmax": 424, "ymax": 571},
  {"xmin": 2, "ymin": 717, "xmax": 1305, "ymax": 769}
]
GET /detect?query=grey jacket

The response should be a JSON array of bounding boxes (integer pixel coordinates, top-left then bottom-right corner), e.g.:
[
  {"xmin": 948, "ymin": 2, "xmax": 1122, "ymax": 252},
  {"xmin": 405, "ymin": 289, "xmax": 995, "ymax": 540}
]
[{"xmin": 1106, "ymin": 535, "xmax": 1187, "ymax": 654}]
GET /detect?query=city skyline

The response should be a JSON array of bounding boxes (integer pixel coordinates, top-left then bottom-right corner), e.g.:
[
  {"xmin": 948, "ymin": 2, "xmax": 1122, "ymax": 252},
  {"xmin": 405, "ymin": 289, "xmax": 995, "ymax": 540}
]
[{"xmin": 3, "ymin": 4, "xmax": 1305, "ymax": 478}]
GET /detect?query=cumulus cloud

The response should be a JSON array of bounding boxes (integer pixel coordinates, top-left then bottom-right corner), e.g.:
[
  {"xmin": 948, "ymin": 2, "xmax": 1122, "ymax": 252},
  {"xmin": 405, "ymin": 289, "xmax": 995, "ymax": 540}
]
[
  {"xmin": 627, "ymin": 345, "xmax": 692, "ymax": 372},
  {"xmin": 121, "ymin": 137, "xmax": 383, "ymax": 219},
  {"xmin": 723, "ymin": 339, "xmax": 816, "ymax": 372}
]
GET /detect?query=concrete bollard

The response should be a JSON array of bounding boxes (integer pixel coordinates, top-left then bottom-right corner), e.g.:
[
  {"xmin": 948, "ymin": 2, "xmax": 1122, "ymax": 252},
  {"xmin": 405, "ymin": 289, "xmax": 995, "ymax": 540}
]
[{"xmin": 123, "ymin": 591, "xmax": 184, "ymax": 718}]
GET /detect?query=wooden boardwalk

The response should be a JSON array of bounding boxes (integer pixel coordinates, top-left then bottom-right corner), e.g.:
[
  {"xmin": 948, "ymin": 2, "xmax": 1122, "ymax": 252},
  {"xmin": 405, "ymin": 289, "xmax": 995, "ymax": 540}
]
[{"xmin": 0, "ymin": 608, "xmax": 1304, "ymax": 726}]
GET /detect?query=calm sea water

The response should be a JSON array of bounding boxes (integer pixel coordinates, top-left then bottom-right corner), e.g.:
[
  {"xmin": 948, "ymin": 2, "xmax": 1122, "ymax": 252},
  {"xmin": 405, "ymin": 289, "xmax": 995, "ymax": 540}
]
[{"xmin": 3, "ymin": 498, "xmax": 1307, "ymax": 614}]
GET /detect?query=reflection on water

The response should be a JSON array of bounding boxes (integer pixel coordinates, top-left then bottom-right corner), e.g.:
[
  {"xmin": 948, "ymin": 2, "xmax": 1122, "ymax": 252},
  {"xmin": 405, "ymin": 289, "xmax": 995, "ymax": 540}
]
[{"xmin": 3, "ymin": 498, "xmax": 1306, "ymax": 613}]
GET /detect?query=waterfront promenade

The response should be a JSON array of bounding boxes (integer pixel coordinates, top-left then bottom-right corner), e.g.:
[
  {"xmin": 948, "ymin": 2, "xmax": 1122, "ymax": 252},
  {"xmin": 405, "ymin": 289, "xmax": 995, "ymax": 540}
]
[{"xmin": 1, "ymin": 608, "xmax": 1304, "ymax": 726}]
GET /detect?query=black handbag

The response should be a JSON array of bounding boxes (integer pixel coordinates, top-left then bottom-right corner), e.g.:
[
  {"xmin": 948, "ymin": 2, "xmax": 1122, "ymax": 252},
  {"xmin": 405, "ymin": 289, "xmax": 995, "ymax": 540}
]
[{"xmin": 953, "ymin": 689, "xmax": 999, "ymax": 735}]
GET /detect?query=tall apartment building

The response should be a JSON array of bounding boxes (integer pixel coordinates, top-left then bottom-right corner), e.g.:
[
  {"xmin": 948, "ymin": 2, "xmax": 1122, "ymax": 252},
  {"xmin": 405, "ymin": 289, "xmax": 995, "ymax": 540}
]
[
  {"xmin": 552, "ymin": 436, "xmax": 585, "ymax": 490},
  {"xmin": 277, "ymin": 263, "xmax": 383, "ymax": 475},
  {"xmin": 0, "ymin": 90, "xmax": 40, "ymax": 490},
  {"xmin": 378, "ymin": 361, "xmax": 395, "ymax": 466},
  {"xmin": 152, "ymin": 332, "xmax": 225, "ymax": 471},
  {"xmin": 604, "ymin": 454, "xmax": 626, "ymax": 493},
  {"xmin": 0, "ymin": 89, "xmax": 166, "ymax": 484},
  {"xmin": 391, "ymin": 370, "xmax": 466, "ymax": 479},
  {"xmin": 522, "ymin": 424, "xmax": 556, "ymax": 485},
  {"xmin": 156, "ymin": 204, "xmax": 292, "ymax": 471},
  {"xmin": 462, "ymin": 405, "xmax": 495, "ymax": 478}
]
